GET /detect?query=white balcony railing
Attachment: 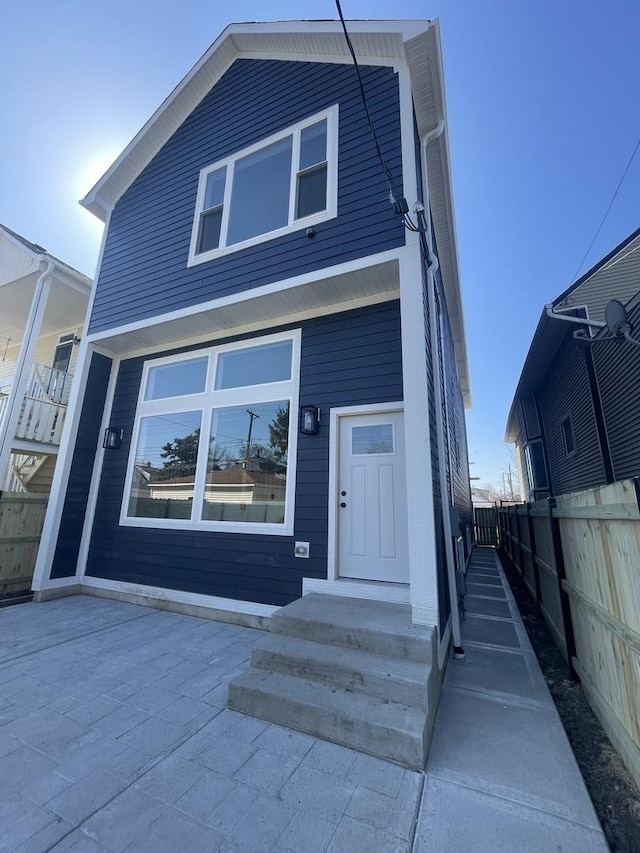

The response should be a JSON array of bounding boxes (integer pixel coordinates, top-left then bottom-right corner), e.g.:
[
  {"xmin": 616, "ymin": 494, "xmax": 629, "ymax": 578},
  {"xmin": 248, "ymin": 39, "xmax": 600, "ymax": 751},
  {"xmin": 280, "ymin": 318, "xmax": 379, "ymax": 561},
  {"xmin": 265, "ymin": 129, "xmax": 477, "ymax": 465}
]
[{"xmin": 0, "ymin": 364, "xmax": 73, "ymax": 447}]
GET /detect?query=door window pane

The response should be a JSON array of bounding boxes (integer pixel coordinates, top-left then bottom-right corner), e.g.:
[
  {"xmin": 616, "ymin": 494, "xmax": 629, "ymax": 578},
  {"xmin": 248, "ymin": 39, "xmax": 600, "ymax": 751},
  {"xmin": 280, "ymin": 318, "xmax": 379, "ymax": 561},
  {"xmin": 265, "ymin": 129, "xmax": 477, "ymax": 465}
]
[
  {"xmin": 145, "ymin": 357, "xmax": 208, "ymax": 401},
  {"xmin": 202, "ymin": 400, "xmax": 289, "ymax": 524},
  {"xmin": 352, "ymin": 424, "xmax": 394, "ymax": 455},
  {"xmin": 128, "ymin": 411, "xmax": 202, "ymax": 519},
  {"xmin": 227, "ymin": 137, "xmax": 293, "ymax": 245},
  {"xmin": 215, "ymin": 340, "xmax": 292, "ymax": 390}
]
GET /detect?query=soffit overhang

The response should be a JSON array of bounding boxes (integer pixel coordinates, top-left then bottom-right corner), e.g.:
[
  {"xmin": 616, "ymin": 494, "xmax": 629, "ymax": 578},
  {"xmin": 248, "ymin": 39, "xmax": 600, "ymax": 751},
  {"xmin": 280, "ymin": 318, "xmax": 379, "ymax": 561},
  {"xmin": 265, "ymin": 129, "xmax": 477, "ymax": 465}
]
[{"xmin": 87, "ymin": 258, "xmax": 400, "ymax": 357}]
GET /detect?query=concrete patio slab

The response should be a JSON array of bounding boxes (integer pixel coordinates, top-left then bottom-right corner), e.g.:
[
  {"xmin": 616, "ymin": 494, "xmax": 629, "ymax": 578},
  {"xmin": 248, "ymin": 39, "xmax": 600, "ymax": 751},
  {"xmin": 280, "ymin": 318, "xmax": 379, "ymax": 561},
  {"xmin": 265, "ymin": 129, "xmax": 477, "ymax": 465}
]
[
  {"xmin": 0, "ymin": 595, "xmax": 422, "ymax": 852},
  {"xmin": 0, "ymin": 549, "xmax": 608, "ymax": 852}
]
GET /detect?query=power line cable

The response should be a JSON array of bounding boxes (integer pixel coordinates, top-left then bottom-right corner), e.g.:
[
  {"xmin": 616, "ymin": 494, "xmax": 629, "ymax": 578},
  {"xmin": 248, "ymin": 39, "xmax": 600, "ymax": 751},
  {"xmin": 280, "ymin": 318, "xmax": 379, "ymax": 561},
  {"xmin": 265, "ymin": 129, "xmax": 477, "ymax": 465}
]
[
  {"xmin": 335, "ymin": 3, "xmax": 433, "ymax": 260},
  {"xmin": 334, "ymin": 0, "xmax": 400, "ymax": 203},
  {"xmin": 570, "ymin": 136, "xmax": 640, "ymax": 283}
]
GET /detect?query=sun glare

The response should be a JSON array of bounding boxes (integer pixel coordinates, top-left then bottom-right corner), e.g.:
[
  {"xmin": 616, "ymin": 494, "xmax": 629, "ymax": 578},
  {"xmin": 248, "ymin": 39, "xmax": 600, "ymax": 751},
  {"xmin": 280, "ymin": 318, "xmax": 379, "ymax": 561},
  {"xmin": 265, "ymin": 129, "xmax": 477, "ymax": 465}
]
[{"xmin": 73, "ymin": 148, "xmax": 123, "ymax": 200}]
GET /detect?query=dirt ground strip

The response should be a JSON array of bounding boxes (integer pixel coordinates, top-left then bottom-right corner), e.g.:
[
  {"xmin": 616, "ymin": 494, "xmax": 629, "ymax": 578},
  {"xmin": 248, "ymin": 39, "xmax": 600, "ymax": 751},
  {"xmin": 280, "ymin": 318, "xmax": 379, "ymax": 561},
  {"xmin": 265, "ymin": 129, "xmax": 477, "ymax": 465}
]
[{"xmin": 498, "ymin": 552, "xmax": 640, "ymax": 853}]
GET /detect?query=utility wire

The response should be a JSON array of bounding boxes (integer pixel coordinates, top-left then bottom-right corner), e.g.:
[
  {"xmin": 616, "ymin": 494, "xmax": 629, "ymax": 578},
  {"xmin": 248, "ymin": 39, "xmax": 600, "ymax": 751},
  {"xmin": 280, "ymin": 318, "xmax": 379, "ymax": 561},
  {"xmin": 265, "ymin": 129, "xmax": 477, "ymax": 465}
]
[
  {"xmin": 334, "ymin": 0, "xmax": 399, "ymax": 202},
  {"xmin": 335, "ymin": 1, "xmax": 433, "ymax": 263},
  {"xmin": 570, "ymin": 136, "xmax": 640, "ymax": 284}
]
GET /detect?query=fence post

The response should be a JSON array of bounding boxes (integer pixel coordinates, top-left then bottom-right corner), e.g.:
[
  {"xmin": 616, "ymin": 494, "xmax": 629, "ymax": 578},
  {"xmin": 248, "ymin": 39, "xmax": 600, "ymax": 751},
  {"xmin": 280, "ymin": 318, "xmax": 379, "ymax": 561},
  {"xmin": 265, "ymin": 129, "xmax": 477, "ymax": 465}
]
[
  {"xmin": 516, "ymin": 505, "xmax": 526, "ymax": 577},
  {"xmin": 526, "ymin": 501, "xmax": 542, "ymax": 609},
  {"xmin": 548, "ymin": 497, "xmax": 578, "ymax": 679}
]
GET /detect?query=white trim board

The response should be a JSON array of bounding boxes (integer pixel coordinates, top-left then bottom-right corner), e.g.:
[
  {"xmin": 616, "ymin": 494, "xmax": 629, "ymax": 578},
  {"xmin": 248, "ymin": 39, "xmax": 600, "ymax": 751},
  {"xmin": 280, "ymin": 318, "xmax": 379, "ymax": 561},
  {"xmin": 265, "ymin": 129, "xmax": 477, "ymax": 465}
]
[
  {"xmin": 33, "ymin": 576, "xmax": 280, "ymax": 621},
  {"xmin": 302, "ymin": 577, "xmax": 410, "ymax": 605},
  {"xmin": 31, "ymin": 341, "xmax": 104, "ymax": 590}
]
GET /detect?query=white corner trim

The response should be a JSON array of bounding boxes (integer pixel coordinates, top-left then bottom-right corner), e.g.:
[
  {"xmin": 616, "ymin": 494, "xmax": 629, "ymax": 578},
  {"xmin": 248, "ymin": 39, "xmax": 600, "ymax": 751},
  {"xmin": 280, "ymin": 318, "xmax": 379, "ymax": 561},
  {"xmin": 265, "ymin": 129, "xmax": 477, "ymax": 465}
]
[
  {"xmin": 302, "ymin": 577, "xmax": 410, "ymax": 604},
  {"xmin": 81, "ymin": 576, "xmax": 279, "ymax": 618},
  {"xmin": 398, "ymin": 247, "xmax": 439, "ymax": 627},
  {"xmin": 327, "ymin": 402, "xmax": 404, "ymax": 583},
  {"xmin": 397, "ymin": 63, "xmax": 420, "ymax": 234},
  {"xmin": 31, "ymin": 341, "xmax": 100, "ymax": 590}
]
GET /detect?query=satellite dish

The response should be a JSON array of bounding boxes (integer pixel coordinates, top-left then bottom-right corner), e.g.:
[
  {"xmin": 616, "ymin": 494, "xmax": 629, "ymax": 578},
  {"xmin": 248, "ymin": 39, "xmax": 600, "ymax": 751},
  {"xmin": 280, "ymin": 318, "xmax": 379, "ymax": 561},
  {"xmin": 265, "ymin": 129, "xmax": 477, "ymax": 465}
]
[{"xmin": 604, "ymin": 299, "xmax": 630, "ymax": 338}]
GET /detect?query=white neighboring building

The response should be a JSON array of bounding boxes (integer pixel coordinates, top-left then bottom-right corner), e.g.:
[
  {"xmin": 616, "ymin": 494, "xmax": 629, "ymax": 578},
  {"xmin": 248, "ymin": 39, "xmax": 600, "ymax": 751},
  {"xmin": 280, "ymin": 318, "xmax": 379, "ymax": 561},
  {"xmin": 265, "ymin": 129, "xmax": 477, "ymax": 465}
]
[{"xmin": 0, "ymin": 225, "xmax": 91, "ymax": 493}]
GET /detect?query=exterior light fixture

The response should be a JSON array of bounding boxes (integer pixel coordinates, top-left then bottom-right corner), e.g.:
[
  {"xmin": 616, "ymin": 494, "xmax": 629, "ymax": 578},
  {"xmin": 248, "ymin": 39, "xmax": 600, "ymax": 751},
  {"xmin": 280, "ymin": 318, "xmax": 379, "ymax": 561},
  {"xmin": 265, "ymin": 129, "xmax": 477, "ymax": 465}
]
[
  {"xmin": 299, "ymin": 406, "xmax": 320, "ymax": 435},
  {"xmin": 103, "ymin": 427, "xmax": 123, "ymax": 450}
]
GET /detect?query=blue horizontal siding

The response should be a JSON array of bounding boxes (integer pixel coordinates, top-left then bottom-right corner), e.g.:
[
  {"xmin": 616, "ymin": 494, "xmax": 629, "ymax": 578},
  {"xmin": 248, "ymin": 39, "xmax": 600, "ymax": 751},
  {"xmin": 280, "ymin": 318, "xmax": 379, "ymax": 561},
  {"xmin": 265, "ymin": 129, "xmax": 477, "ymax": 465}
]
[
  {"xmin": 84, "ymin": 300, "xmax": 403, "ymax": 606},
  {"xmin": 89, "ymin": 60, "xmax": 404, "ymax": 334},
  {"xmin": 51, "ymin": 353, "xmax": 113, "ymax": 579}
]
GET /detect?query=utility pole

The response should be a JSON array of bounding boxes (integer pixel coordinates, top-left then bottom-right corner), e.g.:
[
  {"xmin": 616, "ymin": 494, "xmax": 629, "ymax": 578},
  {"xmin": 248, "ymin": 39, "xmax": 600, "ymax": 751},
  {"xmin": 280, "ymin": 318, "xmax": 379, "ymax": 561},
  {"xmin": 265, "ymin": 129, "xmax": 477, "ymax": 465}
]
[{"xmin": 244, "ymin": 410, "xmax": 260, "ymax": 466}]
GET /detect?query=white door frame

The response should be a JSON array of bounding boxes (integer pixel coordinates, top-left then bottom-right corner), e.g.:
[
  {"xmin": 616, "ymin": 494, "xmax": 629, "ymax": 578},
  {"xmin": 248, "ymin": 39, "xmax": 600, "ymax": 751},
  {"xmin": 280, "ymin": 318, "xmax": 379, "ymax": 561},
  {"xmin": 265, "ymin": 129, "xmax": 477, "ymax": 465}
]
[{"xmin": 327, "ymin": 401, "xmax": 405, "ymax": 583}]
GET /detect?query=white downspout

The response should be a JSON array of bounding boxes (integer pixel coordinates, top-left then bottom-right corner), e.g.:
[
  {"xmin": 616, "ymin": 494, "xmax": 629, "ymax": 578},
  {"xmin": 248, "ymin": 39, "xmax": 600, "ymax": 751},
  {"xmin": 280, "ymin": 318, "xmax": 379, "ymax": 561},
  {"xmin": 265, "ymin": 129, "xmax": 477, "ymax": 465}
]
[
  {"xmin": 421, "ymin": 124, "xmax": 465, "ymax": 658},
  {"xmin": 0, "ymin": 261, "xmax": 54, "ymax": 489}
]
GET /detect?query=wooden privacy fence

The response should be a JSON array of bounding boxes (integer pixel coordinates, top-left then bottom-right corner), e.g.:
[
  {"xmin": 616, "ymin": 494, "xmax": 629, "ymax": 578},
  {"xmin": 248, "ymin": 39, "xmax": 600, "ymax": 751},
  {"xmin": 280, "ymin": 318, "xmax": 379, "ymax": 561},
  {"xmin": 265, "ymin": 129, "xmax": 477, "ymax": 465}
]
[
  {"xmin": 497, "ymin": 479, "xmax": 640, "ymax": 788},
  {"xmin": 0, "ymin": 492, "xmax": 48, "ymax": 594}
]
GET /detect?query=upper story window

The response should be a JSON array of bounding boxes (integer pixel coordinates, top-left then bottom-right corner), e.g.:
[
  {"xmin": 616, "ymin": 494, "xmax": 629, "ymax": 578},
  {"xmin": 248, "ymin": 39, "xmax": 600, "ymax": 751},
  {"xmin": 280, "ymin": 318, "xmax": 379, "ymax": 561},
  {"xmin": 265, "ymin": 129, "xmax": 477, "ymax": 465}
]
[{"xmin": 188, "ymin": 106, "xmax": 339, "ymax": 266}]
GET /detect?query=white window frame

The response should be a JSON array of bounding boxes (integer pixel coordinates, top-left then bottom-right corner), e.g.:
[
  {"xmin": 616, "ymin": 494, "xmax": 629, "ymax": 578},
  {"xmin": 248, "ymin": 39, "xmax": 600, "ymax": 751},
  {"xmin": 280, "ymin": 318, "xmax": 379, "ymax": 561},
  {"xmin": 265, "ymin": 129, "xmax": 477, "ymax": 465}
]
[
  {"xmin": 187, "ymin": 105, "xmax": 339, "ymax": 266},
  {"xmin": 120, "ymin": 329, "xmax": 301, "ymax": 535},
  {"xmin": 561, "ymin": 413, "xmax": 577, "ymax": 459}
]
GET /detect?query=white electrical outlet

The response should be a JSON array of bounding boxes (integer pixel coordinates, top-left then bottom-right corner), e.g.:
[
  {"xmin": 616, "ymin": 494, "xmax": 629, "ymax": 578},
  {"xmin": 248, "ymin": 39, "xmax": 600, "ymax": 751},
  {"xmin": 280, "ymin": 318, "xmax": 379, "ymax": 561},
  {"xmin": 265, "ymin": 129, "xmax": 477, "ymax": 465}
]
[{"xmin": 294, "ymin": 541, "xmax": 310, "ymax": 558}]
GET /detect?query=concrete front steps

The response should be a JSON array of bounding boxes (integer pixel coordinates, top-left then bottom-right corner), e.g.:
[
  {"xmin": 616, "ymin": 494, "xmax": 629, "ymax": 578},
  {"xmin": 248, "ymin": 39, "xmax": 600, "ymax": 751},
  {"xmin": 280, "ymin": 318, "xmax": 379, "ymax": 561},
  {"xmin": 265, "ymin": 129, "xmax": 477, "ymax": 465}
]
[{"xmin": 227, "ymin": 593, "xmax": 439, "ymax": 770}]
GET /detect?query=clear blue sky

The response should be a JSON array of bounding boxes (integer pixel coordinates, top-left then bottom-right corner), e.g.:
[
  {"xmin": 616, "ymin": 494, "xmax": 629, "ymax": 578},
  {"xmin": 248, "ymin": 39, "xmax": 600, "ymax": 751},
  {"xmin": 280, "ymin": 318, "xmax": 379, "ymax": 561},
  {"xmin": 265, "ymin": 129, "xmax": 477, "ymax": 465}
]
[{"xmin": 1, "ymin": 0, "xmax": 638, "ymax": 487}]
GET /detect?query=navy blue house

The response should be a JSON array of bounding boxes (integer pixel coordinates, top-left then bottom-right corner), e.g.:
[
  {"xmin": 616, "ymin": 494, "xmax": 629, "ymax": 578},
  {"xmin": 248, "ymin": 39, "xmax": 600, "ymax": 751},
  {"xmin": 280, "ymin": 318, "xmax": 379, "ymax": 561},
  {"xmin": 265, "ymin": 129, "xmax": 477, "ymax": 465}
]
[{"xmin": 34, "ymin": 20, "xmax": 471, "ymax": 665}]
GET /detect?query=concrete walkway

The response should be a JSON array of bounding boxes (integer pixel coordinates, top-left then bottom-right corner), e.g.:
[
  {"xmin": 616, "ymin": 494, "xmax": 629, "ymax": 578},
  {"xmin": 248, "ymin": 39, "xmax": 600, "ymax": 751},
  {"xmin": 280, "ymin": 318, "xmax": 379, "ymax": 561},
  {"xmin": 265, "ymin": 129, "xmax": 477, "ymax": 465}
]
[
  {"xmin": 0, "ymin": 547, "xmax": 608, "ymax": 851},
  {"xmin": 415, "ymin": 546, "xmax": 609, "ymax": 852}
]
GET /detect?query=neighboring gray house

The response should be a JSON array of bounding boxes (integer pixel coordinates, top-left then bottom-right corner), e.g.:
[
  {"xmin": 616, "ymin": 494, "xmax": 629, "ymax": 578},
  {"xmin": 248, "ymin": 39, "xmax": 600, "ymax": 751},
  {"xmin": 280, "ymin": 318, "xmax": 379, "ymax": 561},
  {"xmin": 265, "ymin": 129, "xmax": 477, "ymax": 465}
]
[{"xmin": 506, "ymin": 228, "xmax": 640, "ymax": 501}]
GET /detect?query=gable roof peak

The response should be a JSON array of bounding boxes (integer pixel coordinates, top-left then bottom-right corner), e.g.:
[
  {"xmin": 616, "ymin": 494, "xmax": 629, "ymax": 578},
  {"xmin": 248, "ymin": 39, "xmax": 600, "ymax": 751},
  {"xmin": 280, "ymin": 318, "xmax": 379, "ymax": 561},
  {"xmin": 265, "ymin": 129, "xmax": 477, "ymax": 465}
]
[{"xmin": 80, "ymin": 18, "xmax": 432, "ymax": 222}]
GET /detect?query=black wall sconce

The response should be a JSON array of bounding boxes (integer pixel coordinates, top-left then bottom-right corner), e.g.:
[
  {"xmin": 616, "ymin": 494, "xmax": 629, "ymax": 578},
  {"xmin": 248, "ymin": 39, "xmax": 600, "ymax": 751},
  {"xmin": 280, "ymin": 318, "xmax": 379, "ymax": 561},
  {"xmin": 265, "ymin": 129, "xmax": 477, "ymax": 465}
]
[
  {"xmin": 103, "ymin": 427, "xmax": 123, "ymax": 450},
  {"xmin": 299, "ymin": 405, "xmax": 320, "ymax": 435}
]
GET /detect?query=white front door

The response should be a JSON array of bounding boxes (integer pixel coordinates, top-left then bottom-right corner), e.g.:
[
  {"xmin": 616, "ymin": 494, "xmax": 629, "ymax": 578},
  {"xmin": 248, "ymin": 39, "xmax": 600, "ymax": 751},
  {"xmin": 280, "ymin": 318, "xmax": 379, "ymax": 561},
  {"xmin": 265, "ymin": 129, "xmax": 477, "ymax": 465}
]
[{"xmin": 337, "ymin": 410, "xmax": 409, "ymax": 583}]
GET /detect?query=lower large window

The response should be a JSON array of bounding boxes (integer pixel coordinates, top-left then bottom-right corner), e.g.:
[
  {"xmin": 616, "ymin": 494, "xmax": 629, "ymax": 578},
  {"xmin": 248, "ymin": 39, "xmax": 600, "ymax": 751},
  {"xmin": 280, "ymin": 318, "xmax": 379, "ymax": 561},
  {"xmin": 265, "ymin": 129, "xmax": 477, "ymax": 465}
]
[{"xmin": 122, "ymin": 331, "xmax": 300, "ymax": 534}]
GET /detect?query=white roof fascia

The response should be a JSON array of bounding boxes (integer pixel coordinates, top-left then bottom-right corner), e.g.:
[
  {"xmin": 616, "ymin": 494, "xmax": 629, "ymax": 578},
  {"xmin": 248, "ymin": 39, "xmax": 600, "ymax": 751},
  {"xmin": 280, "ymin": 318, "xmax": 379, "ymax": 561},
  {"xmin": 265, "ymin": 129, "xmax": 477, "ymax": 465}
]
[
  {"xmin": 407, "ymin": 23, "xmax": 471, "ymax": 407},
  {"xmin": 0, "ymin": 225, "xmax": 92, "ymax": 293},
  {"xmin": 80, "ymin": 20, "xmax": 430, "ymax": 221}
]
